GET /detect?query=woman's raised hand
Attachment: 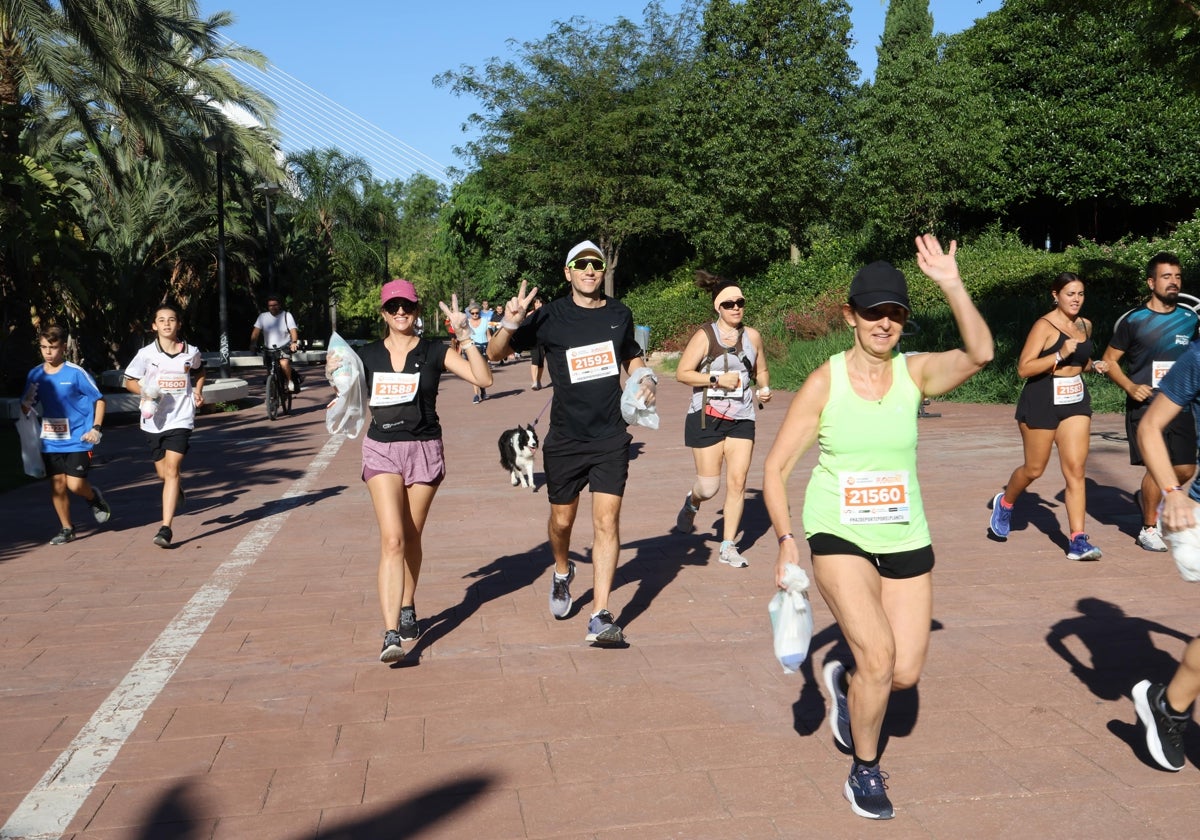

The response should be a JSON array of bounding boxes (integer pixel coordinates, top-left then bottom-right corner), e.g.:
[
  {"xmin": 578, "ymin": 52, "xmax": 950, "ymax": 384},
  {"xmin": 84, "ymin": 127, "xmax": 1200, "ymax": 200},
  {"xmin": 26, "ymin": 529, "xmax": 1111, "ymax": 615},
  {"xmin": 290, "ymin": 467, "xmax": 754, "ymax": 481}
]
[
  {"xmin": 504, "ymin": 279, "xmax": 539, "ymax": 327},
  {"xmin": 915, "ymin": 234, "xmax": 963, "ymax": 292}
]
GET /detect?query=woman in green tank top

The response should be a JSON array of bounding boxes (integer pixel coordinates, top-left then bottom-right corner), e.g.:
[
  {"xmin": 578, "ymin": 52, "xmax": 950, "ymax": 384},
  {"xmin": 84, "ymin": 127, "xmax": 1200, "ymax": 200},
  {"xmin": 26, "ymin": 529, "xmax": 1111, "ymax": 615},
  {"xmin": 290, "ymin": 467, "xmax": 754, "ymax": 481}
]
[{"xmin": 762, "ymin": 235, "xmax": 994, "ymax": 821}]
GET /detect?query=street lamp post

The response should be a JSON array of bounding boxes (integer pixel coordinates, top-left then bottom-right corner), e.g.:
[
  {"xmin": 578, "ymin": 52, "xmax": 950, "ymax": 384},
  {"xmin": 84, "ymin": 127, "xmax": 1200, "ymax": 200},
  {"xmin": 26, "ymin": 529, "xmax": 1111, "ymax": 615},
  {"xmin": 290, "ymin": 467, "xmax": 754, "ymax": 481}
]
[
  {"xmin": 203, "ymin": 133, "xmax": 232, "ymax": 380},
  {"xmin": 382, "ymin": 238, "xmax": 390, "ymax": 280},
  {"xmin": 257, "ymin": 183, "xmax": 282, "ymax": 289}
]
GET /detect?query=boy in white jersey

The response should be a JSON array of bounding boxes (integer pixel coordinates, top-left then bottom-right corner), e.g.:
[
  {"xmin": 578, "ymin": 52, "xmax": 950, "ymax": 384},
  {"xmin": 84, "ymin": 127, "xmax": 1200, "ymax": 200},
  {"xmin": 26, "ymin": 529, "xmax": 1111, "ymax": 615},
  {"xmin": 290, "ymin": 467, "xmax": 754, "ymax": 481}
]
[
  {"xmin": 21, "ymin": 324, "xmax": 112, "ymax": 544},
  {"xmin": 124, "ymin": 303, "xmax": 206, "ymax": 548}
]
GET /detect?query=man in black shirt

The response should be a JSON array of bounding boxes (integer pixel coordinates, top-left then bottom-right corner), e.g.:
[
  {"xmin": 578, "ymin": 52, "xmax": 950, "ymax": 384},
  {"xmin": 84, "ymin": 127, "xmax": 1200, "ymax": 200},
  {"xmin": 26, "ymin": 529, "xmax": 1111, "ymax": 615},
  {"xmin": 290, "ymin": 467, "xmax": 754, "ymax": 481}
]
[{"xmin": 488, "ymin": 240, "xmax": 656, "ymax": 645}]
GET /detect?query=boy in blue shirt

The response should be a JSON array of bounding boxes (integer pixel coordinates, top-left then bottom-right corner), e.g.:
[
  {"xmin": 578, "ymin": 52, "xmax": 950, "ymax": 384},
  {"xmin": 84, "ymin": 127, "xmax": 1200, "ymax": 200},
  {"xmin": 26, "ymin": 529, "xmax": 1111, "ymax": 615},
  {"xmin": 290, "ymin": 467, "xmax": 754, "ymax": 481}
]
[{"xmin": 21, "ymin": 325, "xmax": 112, "ymax": 544}]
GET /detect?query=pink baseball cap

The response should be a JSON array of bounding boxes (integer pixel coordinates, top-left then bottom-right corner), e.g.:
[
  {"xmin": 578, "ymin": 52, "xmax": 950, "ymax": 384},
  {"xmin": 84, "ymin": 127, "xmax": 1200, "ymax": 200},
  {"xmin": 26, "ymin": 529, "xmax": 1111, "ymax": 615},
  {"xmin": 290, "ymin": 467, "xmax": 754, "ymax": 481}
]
[{"xmin": 381, "ymin": 278, "xmax": 418, "ymax": 305}]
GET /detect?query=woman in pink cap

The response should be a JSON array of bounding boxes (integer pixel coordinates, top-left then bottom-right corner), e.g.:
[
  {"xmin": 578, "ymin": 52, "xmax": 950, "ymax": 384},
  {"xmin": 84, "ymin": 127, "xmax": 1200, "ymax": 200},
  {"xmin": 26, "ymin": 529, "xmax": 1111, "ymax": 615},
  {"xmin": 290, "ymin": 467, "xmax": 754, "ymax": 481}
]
[{"xmin": 362, "ymin": 278, "xmax": 491, "ymax": 663}]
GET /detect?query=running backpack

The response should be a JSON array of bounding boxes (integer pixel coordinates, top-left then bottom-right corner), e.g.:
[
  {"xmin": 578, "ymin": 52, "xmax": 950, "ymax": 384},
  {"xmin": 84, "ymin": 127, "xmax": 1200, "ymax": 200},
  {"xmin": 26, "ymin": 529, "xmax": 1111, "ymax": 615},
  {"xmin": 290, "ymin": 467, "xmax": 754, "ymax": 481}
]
[{"xmin": 697, "ymin": 323, "xmax": 755, "ymax": 428}]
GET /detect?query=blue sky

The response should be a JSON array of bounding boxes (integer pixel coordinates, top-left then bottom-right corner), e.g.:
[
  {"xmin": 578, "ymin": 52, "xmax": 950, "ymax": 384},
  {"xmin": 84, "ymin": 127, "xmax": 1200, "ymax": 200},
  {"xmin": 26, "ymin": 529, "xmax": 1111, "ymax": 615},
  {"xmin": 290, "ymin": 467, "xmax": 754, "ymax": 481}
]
[{"xmin": 201, "ymin": 1, "xmax": 1003, "ymax": 177}]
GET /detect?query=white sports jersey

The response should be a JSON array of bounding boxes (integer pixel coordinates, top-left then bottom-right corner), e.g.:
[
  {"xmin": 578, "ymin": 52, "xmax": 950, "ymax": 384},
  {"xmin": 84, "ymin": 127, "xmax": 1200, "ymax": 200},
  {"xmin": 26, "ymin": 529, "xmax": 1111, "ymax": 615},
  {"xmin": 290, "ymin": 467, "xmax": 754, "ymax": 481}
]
[
  {"xmin": 125, "ymin": 340, "xmax": 204, "ymax": 432},
  {"xmin": 254, "ymin": 310, "xmax": 297, "ymax": 349}
]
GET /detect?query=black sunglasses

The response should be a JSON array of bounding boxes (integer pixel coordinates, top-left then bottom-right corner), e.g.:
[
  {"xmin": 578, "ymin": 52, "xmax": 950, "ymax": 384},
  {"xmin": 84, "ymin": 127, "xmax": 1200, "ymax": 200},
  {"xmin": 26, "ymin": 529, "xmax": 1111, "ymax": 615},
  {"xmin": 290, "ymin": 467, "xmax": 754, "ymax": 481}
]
[
  {"xmin": 383, "ymin": 298, "xmax": 418, "ymax": 315},
  {"xmin": 568, "ymin": 258, "xmax": 605, "ymax": 271},
  {"xmin": 718, "ymin": 298, "xmax": 746, "ymax": 310}
]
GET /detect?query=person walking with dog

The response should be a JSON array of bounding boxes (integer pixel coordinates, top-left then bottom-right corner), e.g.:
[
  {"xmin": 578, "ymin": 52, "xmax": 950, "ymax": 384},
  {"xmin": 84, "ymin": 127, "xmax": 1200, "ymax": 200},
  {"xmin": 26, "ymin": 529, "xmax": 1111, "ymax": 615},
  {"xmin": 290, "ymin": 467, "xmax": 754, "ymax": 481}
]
[
  {"xmin": 763, "ymin": 235, "xmax": 993, "ymax": 820},
  {"xmin": 1100, "ymin": 252, "xmax": 1197, "ymax": 552},
  {"xmin": 673, "ymin": 270, "xmax": 771, "ymax": 567},
  {"xmin": 365, "ymin": 279, "xmax": 492, "ymax": 663},
  {"xmin": 487, "ymin": 240, "xmax": 657, "ymax": 646}
]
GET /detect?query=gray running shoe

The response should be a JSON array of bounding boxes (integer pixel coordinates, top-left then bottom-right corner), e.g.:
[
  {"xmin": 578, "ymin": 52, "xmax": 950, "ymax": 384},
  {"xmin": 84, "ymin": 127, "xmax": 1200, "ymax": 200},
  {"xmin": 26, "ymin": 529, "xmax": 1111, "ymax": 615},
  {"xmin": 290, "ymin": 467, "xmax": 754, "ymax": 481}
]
[
  {"xmin": 50, "ymin": 527, "xmax": 76, "ymax": 545},
  {"xmin": 844, "ymin": 762, "xmax": 894, "ymax": 820},
  {"xmin": 1137, "ymin": 525, "xmax": 1168, "ymax": 553},
  {"xmin": 1133, "ymin": 679, "xmax": 1188, "ymax": 771},
  {"xmin": 675, "ymin": 495, "xmax": 698, "ymax": 534},
  {"xmin": 585, "ymin": 610, "xmax": 625, "ymax": 646},
  {"xmin": 89, "ymin": 486, "xmax": 111, "ymax": 524},
  {"xmin": 823, "ymin": 660, "xmax": 853, "ymax": 750},
  {"xmin": 380, "ymin": 629, "xmax": 404, "ymax": 663},
  {"xmin": 718, "ymin": 541, "xmax": 749, "ymax": 568},
  {"xmin": 550, "ymin": 561, "xmax": 576, "ymax": 619}
]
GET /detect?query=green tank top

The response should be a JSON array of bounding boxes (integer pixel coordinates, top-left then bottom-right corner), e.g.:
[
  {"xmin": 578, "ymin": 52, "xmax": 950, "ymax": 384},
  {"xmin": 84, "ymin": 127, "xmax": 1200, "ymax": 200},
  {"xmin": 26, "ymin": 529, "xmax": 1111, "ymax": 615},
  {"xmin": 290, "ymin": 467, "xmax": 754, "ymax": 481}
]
[{"xmin": 802, "ymin": 351, "xmax": 930, "ymax": 553}]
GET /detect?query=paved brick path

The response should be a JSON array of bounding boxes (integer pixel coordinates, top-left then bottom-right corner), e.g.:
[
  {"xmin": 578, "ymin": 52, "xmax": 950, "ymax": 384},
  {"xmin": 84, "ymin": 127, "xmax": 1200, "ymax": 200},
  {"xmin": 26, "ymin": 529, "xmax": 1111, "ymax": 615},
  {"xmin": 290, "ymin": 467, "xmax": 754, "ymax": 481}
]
[{"xmin": 2, "ymin": 358, "xmax": 1199, "ymax": 838}]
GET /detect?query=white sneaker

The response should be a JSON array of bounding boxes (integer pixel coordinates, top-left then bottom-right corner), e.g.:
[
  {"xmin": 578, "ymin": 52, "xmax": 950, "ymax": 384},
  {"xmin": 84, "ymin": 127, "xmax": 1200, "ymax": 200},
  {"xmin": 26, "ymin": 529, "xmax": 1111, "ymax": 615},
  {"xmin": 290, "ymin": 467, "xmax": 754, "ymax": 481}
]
[
  {"xmin": 718, "ymin": 540, "xmax": 748, "ymax": 568},
  {"xmin": 1138, "ymin": 525, "xmax": 1168, "ymax": 552}
]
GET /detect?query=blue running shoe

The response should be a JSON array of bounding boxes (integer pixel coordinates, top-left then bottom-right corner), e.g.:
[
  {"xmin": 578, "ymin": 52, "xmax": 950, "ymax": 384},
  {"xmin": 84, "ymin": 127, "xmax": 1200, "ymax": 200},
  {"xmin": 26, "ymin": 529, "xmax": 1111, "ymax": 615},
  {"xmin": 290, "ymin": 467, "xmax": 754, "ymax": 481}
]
[
  {"xmin": 844, "ymin": 762, "xmax": 894, "ymax": 820},
  {"xmin": 988, "ymin": 492, "xmax": 1011, "ymax": 540},
  {"xmin": 1066, "ymin": 533, "xmax": 1102, "ymax": 561}
]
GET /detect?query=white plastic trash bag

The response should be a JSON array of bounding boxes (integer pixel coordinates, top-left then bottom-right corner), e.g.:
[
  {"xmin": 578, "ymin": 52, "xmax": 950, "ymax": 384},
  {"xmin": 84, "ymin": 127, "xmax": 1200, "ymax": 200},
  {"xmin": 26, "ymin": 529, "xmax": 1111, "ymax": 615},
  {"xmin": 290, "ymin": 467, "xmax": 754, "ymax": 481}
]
[
  {"xmin": 140, "ymin": 366, "xmax": 161, "ymax": 421},
  {"xmin": 1164, "ymin": 520, "xmax": 1200, "ymax": 583},
  {"xmin": 16, "ymin": 408, "xmax": 46, "ymax": 479},
  {"xmin": 325, "ymin": 332, "xmax": 368, "ymax": 438},
  {"xmin": 768, "ymin": 563, "xmax": 814, "ymax": 673},
  {"xmin": 620, "ymin": 367, "xmax": 659, "ymax": 430}
]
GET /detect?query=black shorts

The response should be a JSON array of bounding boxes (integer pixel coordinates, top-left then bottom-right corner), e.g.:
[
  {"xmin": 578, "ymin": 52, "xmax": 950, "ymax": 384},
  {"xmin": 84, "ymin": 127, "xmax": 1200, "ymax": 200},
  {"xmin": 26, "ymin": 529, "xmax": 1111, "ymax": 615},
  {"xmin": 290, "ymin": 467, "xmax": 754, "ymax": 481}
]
[
  {"xmin": 530, "ymin": 344, "xmax": 545, "ymax": 366},
  {"xmin": 43, "ymin": 450, "xmax": 92, "ymax": 477},
  {"xmin": 1015, "ymin": 375, "xmax": 1092, "ymax": 430},
  {"xmin": 808, "ymin": 532, "xmax": 935, "ymax": 580},
  {"xmin": 146, "ymin": 428, "xmax": 192, "ymax": 462},
  {"xmin": 1126, "ymin": 403, "xmax": 1197, "ymax": 466},
  {"xmin": 542, "ymin": 432, "xmax": 631, "ymax": 505},
  {"xmin": 684, "ymin": 410, "xmax": 755, "ymax": 449}
]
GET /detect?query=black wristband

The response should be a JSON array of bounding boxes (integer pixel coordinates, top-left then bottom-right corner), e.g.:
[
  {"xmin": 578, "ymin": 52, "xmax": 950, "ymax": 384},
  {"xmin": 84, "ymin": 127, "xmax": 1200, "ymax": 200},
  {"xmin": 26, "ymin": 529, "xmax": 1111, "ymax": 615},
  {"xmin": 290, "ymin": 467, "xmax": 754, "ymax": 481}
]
[{"xmin": 92, "ymin": 424, "xmax": 102, "ymax": 431}]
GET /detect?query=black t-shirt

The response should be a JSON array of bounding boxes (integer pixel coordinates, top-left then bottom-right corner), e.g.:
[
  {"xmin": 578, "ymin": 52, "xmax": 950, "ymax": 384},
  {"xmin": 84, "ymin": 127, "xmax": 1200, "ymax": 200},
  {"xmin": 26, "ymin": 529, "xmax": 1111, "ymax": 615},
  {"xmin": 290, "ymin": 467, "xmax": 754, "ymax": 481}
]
[
  {"xmin": 359, "ymin": 338, "xmax": 448, "ymax": 442},
  {"xmin": 509, "ymin": 295, "xmax": 643, "ymax": 444}
]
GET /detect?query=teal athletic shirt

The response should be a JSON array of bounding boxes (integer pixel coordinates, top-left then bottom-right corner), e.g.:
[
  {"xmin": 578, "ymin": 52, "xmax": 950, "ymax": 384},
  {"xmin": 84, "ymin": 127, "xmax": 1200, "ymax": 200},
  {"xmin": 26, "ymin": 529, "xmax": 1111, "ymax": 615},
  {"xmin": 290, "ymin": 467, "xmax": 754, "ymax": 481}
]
[{"xmin": 802, "ymin": 351, "xmax": 930, "ymax": 553}]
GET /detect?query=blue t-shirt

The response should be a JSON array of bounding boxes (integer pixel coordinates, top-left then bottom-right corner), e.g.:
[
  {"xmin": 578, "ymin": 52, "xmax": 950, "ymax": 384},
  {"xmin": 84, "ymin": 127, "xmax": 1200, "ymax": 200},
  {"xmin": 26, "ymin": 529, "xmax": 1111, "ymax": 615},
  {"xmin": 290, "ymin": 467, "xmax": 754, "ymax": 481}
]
[
  {"xmin": 1156, "ymin": 343, "xmax": 1200, "ymax": 501},
  {"xmin": 24, "ymin": 362, "xmax": 104, "ymax": 453}
]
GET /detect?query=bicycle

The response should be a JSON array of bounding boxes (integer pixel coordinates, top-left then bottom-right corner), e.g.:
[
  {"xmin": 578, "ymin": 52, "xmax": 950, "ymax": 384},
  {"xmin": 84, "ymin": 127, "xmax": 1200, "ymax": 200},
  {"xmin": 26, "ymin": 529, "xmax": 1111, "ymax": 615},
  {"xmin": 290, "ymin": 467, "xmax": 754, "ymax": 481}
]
[{"xmin": 263, "ymin": 345, "xmax": 293, "ymax": 420}]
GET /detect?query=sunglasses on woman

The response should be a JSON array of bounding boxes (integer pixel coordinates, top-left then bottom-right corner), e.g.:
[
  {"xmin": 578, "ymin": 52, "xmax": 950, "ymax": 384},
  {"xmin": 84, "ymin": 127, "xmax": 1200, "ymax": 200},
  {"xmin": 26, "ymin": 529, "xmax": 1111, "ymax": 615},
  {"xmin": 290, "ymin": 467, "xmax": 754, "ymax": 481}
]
[
  {"xmin": 568, "ymin": 258, "xmax": 606, "ymax": 271},
  {"xmin": 383, "ymin": 298, "xmax": 418, "ymax": 315},
  {"xmin": 718, "ymin": 298, "xmax": 746, "ymax": 310}
]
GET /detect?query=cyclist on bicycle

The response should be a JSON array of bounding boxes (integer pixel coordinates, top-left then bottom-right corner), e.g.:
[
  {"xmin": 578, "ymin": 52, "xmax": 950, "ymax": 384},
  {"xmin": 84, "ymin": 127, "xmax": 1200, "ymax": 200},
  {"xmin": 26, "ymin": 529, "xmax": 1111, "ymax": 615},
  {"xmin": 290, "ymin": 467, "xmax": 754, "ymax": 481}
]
[{"xmin": 250, "ymin": 293, "xmax": 301, "ymax": 392}]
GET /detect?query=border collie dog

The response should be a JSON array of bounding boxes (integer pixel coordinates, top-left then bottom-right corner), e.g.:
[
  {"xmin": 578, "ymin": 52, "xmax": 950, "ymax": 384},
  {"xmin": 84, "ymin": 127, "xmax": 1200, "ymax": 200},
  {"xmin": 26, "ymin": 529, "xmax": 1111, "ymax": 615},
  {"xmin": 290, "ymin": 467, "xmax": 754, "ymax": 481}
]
[{"xmin": 498, "ymin": 424, "xmax": 539, "ymax": 490}]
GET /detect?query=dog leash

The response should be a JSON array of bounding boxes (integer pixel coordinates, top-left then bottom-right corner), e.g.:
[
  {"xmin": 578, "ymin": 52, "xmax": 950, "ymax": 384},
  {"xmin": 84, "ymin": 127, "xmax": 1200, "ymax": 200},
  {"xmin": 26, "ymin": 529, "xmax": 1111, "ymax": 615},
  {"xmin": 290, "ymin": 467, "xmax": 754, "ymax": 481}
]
[{"xmin": 530, "ymin": 394, "xmax": 552, "ymax": 428}]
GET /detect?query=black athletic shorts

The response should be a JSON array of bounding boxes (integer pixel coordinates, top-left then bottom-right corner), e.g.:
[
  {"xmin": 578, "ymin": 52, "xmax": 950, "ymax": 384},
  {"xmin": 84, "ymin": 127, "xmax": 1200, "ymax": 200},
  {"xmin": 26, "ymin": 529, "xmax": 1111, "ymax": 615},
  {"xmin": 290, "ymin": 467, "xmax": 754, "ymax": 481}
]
[
  {"xmin": 43, "ymin": 450, "xmax": 92, "ymax": 477},
  {"xmin": 684, "ymin": 410, "xmax": 755, "ymax": 449},
  {"xmin": 808, "ymin": 532, "xmax": 935, "ymax": 580},
  {"xmin": 542, "ymin": 431, "xmax": 631, "ymax": 505},
  {"xmin": 146, "ymin": 428, "xmax": 191, "ymax": 462},
  {"xmin": 1015, "ymin": 375, "xmax": 1092, "ymax": 430},
  {"xmin": 1126, "ymin": 402, "xmax": 1197, "ymax": 467}
]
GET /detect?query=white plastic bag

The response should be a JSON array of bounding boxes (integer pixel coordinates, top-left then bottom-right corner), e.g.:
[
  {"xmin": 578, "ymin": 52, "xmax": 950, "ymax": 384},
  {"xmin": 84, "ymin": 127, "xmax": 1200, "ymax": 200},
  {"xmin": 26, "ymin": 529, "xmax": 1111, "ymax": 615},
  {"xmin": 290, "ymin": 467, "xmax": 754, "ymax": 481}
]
[
  {"xmin": 768, "ymin": 563, "xmax": 814, "ymax": 673},
  {"xmin": 620, "ymin": 367, "xmax": 660, "ymax": 429},
  {"xmin": 1164, "ymin": 519, "xmax": 1200, "ymax": 582},
  {"xmin": 324, "ymin": 332, "xmax": 368, "ymax": 438},
  {"xmin": 16, "ymin": 408, "xmax": 46, "ymax": 479},
  {"xmin": 140, "ymin": 367, "xmax": 161, "ymax": 421}
]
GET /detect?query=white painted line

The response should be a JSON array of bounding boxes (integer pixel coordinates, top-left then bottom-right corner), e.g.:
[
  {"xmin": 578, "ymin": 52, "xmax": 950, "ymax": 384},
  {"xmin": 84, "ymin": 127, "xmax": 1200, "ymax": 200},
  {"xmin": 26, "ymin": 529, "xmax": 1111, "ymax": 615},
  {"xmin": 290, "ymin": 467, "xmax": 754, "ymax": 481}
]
[{"xmin": 1, "ymin": 434, "xmax": 347, "ymax": 840}]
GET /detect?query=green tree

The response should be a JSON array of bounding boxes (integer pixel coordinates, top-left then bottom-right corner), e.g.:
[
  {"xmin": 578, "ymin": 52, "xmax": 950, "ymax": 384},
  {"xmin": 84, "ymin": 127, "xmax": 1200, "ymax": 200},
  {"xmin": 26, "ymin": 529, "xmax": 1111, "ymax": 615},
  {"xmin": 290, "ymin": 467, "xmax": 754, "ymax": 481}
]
[
  {"xmin": 436, "ymin": 2, "xmax": 698, "ymax": 294},
  {"xmin": 667, "ymin": 0, "xmax": 858, "ymax": 271},
  {"xmin": 844, "ymin": 0, "xmax": 1003, "ymax": 257}
]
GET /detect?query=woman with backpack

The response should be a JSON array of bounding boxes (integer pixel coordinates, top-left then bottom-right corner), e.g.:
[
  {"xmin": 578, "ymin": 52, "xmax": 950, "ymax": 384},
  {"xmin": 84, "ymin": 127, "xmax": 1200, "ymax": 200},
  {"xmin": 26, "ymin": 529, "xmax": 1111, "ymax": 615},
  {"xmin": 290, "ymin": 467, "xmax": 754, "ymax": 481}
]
[{"xmin": 673, "ymin": 270, "xmax": 771, "ymax": 567}]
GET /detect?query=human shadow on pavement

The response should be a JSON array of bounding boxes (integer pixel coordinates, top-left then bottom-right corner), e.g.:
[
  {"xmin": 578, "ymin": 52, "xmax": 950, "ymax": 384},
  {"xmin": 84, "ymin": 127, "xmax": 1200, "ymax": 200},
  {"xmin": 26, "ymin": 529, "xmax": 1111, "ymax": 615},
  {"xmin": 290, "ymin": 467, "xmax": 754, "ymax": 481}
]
[
  {"xmin": 992, "ymin": 490, "xmax": 1069, "ymax": 552},
  {"xmin": 129, "ymin": 775, "xmax": 495, "ymax": 840},
  {"xmin": 182, "ymin": 486, "xmax": 348, "ymax": 545},
  {"xmin": 403, "ymin": 543, "xmax": 563, "ymax": 662},
  {"xmin": 710, "ymin": 488, "xmax": 772, "ymax": 554},
  {"xmin": 1054, "ymin": 479, "xmax": 1138, "ymax": 538},
  {"xmin": 607, "ymin": 531, "xmax": 712, "ymax": 632},
  {"xmin": 1046, "ymin": 597, "xmax": 1191, "ymax": 702}
]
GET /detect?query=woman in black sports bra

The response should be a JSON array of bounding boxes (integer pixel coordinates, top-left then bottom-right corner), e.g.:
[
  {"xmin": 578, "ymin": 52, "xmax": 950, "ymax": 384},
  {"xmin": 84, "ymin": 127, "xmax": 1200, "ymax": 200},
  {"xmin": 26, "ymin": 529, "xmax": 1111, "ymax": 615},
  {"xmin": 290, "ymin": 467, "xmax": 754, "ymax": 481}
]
[{"xmin": 987, "ymin": 272, "xmax": 1111, "ymax": 560}]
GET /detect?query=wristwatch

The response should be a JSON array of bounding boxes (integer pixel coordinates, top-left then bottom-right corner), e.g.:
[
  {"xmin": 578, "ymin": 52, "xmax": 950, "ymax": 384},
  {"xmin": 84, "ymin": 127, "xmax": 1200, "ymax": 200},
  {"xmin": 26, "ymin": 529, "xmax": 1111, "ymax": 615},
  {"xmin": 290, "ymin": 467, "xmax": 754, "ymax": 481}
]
[{"xmin": 709, "ymin": 374, "xmax": 718, "ymax": 386}]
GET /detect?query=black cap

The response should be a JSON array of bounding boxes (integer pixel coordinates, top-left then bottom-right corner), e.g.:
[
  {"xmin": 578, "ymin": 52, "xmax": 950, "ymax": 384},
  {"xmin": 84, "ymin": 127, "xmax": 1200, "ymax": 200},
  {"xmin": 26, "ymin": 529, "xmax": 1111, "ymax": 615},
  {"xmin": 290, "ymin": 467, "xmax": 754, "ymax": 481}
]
[{"xmin": 849, "ymin": 261, "xmax": 911, "ymax": 312}]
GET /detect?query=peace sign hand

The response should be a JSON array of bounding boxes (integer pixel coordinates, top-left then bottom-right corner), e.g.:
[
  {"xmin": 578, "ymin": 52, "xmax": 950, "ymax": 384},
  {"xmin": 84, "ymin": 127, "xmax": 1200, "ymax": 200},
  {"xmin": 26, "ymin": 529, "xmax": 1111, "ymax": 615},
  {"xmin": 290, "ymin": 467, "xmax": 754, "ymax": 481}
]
[
  {"xmin": 503, "ymin": 279, "xmax": 539, "ymax": 328},
  {"xmin": 438, "ymin": 294, "xmax": 471, "ymax": 341}
]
